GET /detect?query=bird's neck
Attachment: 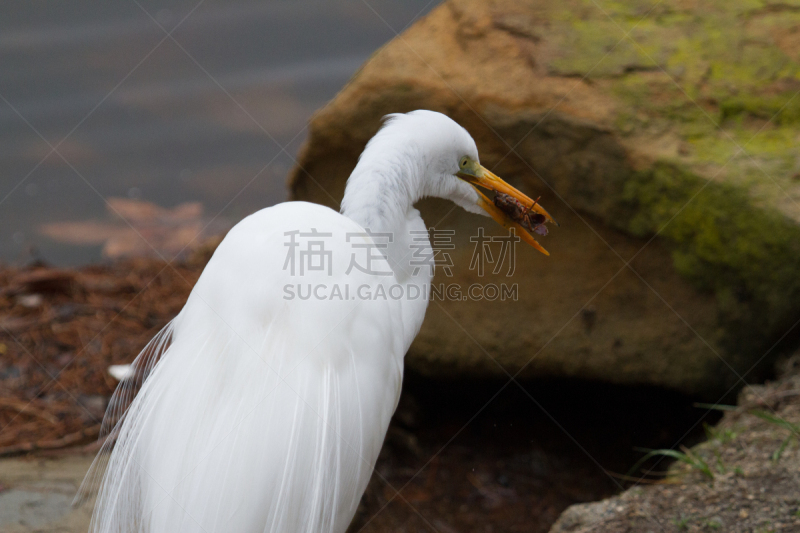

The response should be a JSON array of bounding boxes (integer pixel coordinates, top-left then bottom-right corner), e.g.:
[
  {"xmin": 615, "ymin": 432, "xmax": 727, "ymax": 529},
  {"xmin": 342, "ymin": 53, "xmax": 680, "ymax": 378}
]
[
  {"xmin": 341, "ymin": 145, "xmax": 424, "ymax": 231},
  {"xmin": 340, "ymin": 144, "xmax": 434, "ymax": 350},
  {"xmin": 341, "ymin": 145, "xmax": 430, "ymax": 283}
]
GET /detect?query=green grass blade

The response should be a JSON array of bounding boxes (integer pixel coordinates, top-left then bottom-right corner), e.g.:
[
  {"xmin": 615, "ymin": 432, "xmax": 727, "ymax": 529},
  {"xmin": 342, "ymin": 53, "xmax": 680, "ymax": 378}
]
[
  {"xmin": 693, "ymin": 402, "xmax": 737, "ymax": 412},
  {"xmin": 750, "ymin": 410, "xmax": 800, "ymax": 433},
  {"xmin": 627, "ymin": 448, "xmax": 714, "ymax": 480},
  {"xmin": 772, "ymin": 435, "xmax": 793, "ymax": 463}
]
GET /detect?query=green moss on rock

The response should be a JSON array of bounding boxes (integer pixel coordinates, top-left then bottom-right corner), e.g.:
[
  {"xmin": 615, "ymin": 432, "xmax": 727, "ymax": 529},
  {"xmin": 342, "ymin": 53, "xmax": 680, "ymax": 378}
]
[{"xmin": 620, "ymin": 162, "xmax": 800, "ymax": 355}]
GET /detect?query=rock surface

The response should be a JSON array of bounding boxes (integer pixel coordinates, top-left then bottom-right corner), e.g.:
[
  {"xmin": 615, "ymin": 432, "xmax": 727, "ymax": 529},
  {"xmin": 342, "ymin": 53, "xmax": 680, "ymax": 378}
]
[
  {"xmin": 288, "ymin": 0, "xmax": 800, "ymax": 396},
  {"xmin": 548, "ymin": 355, "xmax": 800, "ymax": 532}
]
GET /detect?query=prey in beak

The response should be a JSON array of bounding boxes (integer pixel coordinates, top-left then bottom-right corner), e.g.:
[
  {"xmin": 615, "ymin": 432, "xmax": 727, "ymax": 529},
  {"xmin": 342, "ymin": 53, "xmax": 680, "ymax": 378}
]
[{"xmin": 457, "ymin": 157, "xmax": 556, "ymax": 256}]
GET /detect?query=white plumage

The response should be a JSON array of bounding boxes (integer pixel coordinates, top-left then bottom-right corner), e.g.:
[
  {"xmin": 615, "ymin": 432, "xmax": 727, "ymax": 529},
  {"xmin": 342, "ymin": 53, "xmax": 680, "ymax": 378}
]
[{"xmin": 82, "ymin": 110, "xmax": 553, "ymax": 532}]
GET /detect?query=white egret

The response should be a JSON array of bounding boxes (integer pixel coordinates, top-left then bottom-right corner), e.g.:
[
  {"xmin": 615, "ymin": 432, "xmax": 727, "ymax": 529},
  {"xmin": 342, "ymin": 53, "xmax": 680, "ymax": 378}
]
[{"xmin": 81, "ymin": 110, "xmax": 555, "ymax": 533}]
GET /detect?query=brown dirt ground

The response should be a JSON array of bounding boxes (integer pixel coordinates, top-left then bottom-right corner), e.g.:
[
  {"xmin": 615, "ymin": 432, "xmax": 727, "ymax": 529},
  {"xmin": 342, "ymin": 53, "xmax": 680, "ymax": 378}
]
[
  {"xmin": 0, "ymin": 252, "xmax": 209, "ymax": 455},
  {"xmin": 550, "ymin": 356, "xmax": 800, "ymax": 533}
]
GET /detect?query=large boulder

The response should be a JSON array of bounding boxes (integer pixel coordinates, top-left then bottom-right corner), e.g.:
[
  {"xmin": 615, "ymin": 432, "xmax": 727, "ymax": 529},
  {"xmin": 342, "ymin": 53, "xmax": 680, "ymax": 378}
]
[{"xmin": 287, "ymin": 0, "xmax": 800, "ymax": 397}]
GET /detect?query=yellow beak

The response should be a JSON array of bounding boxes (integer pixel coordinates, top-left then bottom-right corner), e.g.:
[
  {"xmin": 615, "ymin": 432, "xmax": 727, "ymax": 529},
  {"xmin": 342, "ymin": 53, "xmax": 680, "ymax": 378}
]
[{"xmin": 458, "ymin": 164, "xmax": 556, "ymax": 256}]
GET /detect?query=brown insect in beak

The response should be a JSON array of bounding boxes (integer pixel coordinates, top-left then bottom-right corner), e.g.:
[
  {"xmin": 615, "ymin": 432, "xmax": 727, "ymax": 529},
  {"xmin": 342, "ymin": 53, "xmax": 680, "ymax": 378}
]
[{"xmin": 493, "ymin": 193, "xmax": 548, "ymax": 236}]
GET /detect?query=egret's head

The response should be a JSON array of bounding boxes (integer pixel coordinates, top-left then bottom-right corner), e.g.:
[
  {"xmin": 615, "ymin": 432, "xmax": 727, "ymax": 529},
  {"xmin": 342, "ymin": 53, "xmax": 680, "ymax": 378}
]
[{"xmin": 383, "ymin": 110, "xmax": 556, "ymax": 255}]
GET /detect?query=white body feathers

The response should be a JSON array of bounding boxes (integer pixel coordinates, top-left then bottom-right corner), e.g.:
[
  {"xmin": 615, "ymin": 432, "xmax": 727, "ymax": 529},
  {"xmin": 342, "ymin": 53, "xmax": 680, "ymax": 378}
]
[{"xmin": 85, "ymin": 111, "xmax": 485, "ymax": 532}]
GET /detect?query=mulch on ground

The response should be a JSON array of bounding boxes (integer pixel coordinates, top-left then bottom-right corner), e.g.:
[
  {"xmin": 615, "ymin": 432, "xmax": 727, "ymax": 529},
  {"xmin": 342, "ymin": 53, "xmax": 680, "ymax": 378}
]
[{"xmin": 0, "ymin": 253, "xmax": 209, "ymax": 455}]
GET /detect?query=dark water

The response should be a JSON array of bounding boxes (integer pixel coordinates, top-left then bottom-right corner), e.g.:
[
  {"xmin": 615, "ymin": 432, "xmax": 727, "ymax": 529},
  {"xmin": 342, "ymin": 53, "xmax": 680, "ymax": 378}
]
[{"xmin": 0, "ymin": 0, "xmax": 437, "ymax": 266}]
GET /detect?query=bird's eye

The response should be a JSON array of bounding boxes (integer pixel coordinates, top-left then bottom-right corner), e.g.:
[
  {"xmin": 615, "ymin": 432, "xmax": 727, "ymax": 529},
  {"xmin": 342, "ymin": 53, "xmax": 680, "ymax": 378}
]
[{"xmin": 459, "ymin": 157, "xmax": 469, "ymax": 168}]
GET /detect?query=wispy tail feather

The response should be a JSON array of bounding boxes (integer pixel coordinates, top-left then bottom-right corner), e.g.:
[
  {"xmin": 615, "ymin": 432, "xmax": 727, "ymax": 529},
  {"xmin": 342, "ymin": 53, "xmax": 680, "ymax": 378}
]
[{"xmin": 78, "ymin": 306, "xmax": 388, "ymax": 533}]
